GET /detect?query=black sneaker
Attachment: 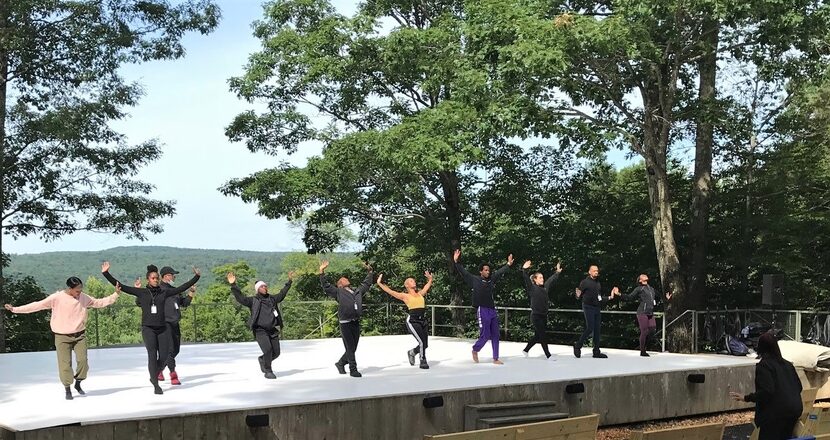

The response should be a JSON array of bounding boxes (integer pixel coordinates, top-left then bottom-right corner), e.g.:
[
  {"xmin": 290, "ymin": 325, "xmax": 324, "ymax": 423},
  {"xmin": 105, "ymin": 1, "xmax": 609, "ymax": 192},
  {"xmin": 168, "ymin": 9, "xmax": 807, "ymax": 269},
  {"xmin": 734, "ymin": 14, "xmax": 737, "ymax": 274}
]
[
  {"xmin": 573, "ymin": 344, "xmax": 581, "ymax": 358},
  {"xmin": 349, "ymin": 370, "xmax": 362, "ymax": 378},
  {"xmin": 264, "ymin": 371, "xmax": 277, "ymax": 379},
  {"xmin": 407, "ymin": 349, "xmax": 416, "ymax": 366},
  {"xmin": 640, "ymin": 351, "xmax": 650, "ymax": 357},
  {"xmin": 592, "ymin": 352, "xmax": 608, "ymax": 359},
  {"xmin": 258, "ymin": 356, "xmax": 266, "ymax": 373},
  {"xmin": 64, "ymin": 386, "xmax": 73, "ymax": 400},
  {"xmin": 335, "ymin": 362, "xmax": 347, "ymax": 375},
  {"xmin": 150, "ymin": 379, "xmax": 163, "ymax": 395},
  {"xmin": 74, "ymin": 380, "xmax": 85, "ymax": 395},
  {"xmin": 420, "ymin": 358, "xmax": 430, "ymax": 370}
]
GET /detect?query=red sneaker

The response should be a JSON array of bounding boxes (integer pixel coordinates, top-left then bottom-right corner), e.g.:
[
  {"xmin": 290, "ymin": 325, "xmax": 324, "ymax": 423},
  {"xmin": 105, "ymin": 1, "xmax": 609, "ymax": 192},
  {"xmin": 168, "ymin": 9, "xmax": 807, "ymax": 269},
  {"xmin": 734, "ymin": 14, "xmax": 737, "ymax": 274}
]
[
  {"xmin": 170, "ymin": 371, "xmax": 181, "ymax": 385},
  {"xmin": 157, "ymin": 371, "xmax": 165, "ymax": 381}
]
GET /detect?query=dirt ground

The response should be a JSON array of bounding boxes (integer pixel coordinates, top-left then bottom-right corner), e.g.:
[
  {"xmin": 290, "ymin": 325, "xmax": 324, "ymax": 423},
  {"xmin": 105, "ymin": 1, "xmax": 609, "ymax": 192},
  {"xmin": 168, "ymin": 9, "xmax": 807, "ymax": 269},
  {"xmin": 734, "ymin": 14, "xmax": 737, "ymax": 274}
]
[{"xmin": 596, "ymin": 409, "xmax": 755, "ymax": 440}]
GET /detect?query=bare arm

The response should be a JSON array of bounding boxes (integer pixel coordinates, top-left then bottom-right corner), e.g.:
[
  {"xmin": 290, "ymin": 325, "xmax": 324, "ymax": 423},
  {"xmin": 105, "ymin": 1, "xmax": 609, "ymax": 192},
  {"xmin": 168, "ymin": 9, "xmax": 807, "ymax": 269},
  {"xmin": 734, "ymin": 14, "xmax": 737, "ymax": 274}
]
[{"xmin": 417, "ymin": 271, "xmax": 433, "ymax": 296}]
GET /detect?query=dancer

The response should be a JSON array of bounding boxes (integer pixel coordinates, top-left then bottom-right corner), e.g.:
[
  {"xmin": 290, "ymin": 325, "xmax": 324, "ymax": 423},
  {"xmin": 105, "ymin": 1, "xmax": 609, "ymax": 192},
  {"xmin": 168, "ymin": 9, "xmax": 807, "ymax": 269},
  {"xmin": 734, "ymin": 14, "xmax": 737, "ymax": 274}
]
[
  {"xmin": 730, "ymin": 332, "xmax": 802, "ymax": 440},
  {"xmin": 376, "ymin": 271, "xmax": 434, "ymax": 369},
  {"xmin": 453, "ymin": 249, "xmax": 513, "ymax": 364},
  {"xmin": 521, "ymin": 260, "xmax": 562, "ymax": 359},
  {"xmin": 573, "ymin": 265, "xmax": 619, "ymax": 359},
  {"xmin": 153, "ymin": 266, "xmax": 196, "ymax": 384},
  {"xmin": 228, "ymin": 271, "xmax": 293, "ymax": 379},
  {"xmin": 623, "ymin": 274, "xmax": 671, "ymax": 356},
  {"xmin": 4, "ymin": 277, "xmax": 121, "ymax": 400},
  {"xmin": 320, "ymin": 260, "xmax": 374, "ymax": 377},
  {"xmin": 101, "ymin": 262, "xmax": 200, "ymax": 394}
]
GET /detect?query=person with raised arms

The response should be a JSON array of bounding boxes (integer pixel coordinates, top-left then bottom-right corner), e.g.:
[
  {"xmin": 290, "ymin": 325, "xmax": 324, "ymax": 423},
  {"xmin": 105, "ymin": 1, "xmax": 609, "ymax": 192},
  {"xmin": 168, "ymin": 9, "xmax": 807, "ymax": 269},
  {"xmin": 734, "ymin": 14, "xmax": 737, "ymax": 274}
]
[
  {"xmin": 101, "ymin": 261, "xmax": 200, "ymax": 394},
  {"xmin": 453, "ymin": 249, "xmax": 513, "ymax": 364},
  {"xmin": 320, "ymin": 260, "xmax": 374, "ymax": 378},
  {"xmin": 376, "ymin": 271, "xmax": 434, "ymax": 369},
  {"xmin": 520, "ymin": 260, "xmax": 563, "ymax": 360}
]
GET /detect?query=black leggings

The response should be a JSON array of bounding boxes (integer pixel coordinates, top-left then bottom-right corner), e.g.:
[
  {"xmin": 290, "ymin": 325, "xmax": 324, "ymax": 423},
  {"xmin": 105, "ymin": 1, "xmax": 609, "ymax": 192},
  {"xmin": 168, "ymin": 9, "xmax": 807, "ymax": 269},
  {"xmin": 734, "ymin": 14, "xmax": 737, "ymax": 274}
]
[
  {"xmin": 166, "ymin": 322, "xmax": 181, "ymax": 371},
  {"xmin": 141, "ymin": 325, "xmax": 170, "ymax": 380},
  {"xmin": 254, "ymin": 328, "xmax": 281, "ymax": 372},
  {"xmin": 406, "ymin": 311, "xmax": 428, "ymax": 358},
  {"xmin": 524, "ymin": 313, "xmax": 551, "ymax": 357},
  {"xmin": 338, "ymin": 320, "xmax": 361, "ymax": 371}
]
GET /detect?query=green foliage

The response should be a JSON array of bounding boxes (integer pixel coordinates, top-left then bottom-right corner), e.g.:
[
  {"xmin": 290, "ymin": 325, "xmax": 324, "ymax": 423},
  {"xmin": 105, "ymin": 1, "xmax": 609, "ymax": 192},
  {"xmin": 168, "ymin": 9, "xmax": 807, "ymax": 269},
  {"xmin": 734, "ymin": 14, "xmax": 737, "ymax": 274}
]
[{"xmin": 2, "ymin": 275, "xmax": 51, "ymax": 352}]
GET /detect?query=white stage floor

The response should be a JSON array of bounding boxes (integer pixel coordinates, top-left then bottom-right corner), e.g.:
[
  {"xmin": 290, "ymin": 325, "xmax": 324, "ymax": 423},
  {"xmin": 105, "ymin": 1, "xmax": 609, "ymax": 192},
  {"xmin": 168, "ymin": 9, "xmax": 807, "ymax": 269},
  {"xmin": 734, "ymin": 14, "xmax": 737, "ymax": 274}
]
[{"xmin": 0, "ymin": 335, "xmax": 756, "ymax": 431}]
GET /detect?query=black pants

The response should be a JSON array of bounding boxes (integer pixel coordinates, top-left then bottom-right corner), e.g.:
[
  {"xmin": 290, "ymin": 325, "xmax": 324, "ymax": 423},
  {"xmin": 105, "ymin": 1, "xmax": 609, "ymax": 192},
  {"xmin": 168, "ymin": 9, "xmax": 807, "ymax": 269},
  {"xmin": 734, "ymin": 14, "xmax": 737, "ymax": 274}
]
[
  {"xmin": 254, "ymin": 328, "xmax": 281, "ymax": 372},
  {"xmin": 166, "ymin": 322, "xmax": 181, "ymax": 371},
  {"xmin": 406, "ymin": 312, "xmax": 428, "ymax": 358},
  {"xmin": 338, "ymin": 320, "xmax": 360, "ymax": 371},
  {"xmin": 758, "ymin": 417, "xmax": 798, "ymax": 440},
  {"xmin": 524, "ymin": 313, "xmax": 551, "ymax": 357},
  {"xmin": 141, "ymin": 325, "xmax": 170, "ymax": 380},
  {"xmin": 576, "ymin": 305, "xmax": 602, "ymax": 354}
]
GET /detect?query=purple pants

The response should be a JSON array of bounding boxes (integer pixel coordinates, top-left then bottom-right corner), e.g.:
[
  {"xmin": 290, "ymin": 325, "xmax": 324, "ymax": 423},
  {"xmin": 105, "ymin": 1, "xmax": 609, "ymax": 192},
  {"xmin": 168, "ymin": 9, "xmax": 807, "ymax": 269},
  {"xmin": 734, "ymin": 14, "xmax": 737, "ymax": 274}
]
[
  {"xmin": 472, "ymin": 307, "xmax": 500, "ymax": 360},
  {"xmin": 637, "ymin": 313, "xmax": 657, "ymax": 352}
]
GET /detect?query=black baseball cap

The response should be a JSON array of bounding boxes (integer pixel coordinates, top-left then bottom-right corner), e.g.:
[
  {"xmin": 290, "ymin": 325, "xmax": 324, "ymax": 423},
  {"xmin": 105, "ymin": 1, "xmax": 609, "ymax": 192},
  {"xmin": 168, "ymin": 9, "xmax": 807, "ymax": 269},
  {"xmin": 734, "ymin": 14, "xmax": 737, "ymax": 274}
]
[{"xmin": 160, "ymin": 266, "xmax": 179, "ymax": 277}]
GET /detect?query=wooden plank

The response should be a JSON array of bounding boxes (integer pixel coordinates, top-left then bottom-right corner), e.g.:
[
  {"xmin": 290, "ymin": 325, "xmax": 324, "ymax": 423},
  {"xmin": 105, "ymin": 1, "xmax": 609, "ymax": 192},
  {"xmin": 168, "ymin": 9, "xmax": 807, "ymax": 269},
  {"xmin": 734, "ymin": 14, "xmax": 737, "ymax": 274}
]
[
  {"xmin": 137, "ymin": 419, "xmax": 160, "ymax": 440},
  {"xmin": 629, "ymin": 423, "xmax": 724, "ymax": 440},
  {"xmin": 212, "ymin": 413, "xmax": 229, "ymax": 440},
  {"xmin": 180, "ymin": 413, "xmax": 203, "ymax": 440},
  {"xmin": 514, "ymin": 415, "xmax": 600, "ymax": 440},
  {"xmin": 32, "ymin": 427, "xmax": 63, "ymax": 440},
  {"xmin": 159, "ymin": 417, "xmax": 183, "ymax": 440},
  {"xmin": 112, "ymin": 421, "xmax": 138, "ymax": 440}
]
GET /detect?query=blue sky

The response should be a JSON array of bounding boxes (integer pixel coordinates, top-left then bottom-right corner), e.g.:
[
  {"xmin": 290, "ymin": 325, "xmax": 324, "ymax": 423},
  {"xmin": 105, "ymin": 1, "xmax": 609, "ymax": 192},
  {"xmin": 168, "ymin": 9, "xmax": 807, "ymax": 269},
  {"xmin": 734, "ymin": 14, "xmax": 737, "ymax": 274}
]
[{"xmin": 5, "ymin": 0, "xmax": 636, "ymax": 255}]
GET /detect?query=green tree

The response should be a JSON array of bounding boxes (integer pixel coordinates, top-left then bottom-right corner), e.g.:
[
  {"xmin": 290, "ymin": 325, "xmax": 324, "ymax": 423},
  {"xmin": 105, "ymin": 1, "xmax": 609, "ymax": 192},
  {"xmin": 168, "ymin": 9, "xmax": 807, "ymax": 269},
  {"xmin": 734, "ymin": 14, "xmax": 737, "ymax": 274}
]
[
  {"xmin": 223, "ymin": 0, "xmax": 537, "ymax": 332},
  {"xmin": 0, "ymin": 0, "xmax": 221, "ymax": 352},
  {"xmin": 2, "ymin": 275, "xmax": 50, "ymax": 352}
]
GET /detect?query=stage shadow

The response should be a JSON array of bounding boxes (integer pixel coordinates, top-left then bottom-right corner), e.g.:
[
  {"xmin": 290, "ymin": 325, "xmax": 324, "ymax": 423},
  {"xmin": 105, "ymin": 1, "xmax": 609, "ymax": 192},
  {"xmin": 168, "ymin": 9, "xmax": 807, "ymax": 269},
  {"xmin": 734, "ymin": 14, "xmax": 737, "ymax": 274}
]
[{"xmin": 84, "ymin": 386, "xmax": 147, "ymax": 397}]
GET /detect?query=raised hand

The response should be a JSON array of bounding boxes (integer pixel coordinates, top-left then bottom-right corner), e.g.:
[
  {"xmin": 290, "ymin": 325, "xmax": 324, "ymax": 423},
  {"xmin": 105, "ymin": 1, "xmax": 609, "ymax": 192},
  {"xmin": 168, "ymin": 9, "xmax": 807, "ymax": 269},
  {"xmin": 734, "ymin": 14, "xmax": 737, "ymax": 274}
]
[
  {"xmin": 363, "ymin": 261, "xmax": 373, "ymax": 272},
  {"xmin": 376, "ymin": 273, "xmax": 384, "ymax": 285},
  {"xmin": 611, "ymin": 287, "xmax": 620, "ymax": 297},
  {"xmin": 424, "ymin": 270, "xmax": 433, "ymax": 280},
  {"xmin": 575, "ymin": 288, "xmax": 582, "ymax": 298},
  {"xmin": 189, "ymin": 286, "xmax": 197, "ymax": 297},
  {"xmin": 287, "ymin": 271, "xmax": 296, "ymax": 281},
  {"xmin": 507, "ymin": 254, "xmax": 514, "ymax": 266},
  {"xmin": 319, "ymin": 260, "xmax": 330, "ymax": 273},
  {"xmin": 666, "ymin": 291, "xmax": 673, "ymax": 301},
  {"xmin": 192, "ymin": 266, "xmax": 201, "ymax": 276},
  {"xmin": 4, "ymin": 304, "xmax": 13, "ymax": 312},
  {"xmin": 556, "ymin": 262, "xmax": 563, "ymax": 273},
  {"xmin": 522, "ymin": 260, "xmax": 531, "ymax": 270},
  {"xmin": 227, "ymin": 272, "xmax": 237, "ymax": 284},
  {"xmin": 101, "ymin": 261, "xmax": 110, "ymax": 273},
  {"xmin": 115, "ymin": 282, "xmax": 122, "ymax": 294},
  {"xmin": 453, "ymin": 249, "xmax": 461, "ymax": 263},
  {"xmin": 133, "ymin": 278, "xmax": 142, "ymax": 288}
]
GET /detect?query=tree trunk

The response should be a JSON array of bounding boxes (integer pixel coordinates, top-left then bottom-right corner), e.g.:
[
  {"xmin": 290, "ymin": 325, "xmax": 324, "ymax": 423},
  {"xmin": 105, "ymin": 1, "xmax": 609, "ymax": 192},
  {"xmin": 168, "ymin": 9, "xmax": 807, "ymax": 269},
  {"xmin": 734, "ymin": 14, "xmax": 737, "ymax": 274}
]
[
  {"xmin": 688, "ymin": 16, "xmax": 718, "ymax": 309},
  {"xmin": 438, "ymin": 170, "xmax": 465, "ymax": 335},
  {"xmin": 641, "ymin": 104, "xmax": 687, "ymax": 323},
  {"xmin": 0, "ymin": 0, "xmax": 9, "ymax": 353}
]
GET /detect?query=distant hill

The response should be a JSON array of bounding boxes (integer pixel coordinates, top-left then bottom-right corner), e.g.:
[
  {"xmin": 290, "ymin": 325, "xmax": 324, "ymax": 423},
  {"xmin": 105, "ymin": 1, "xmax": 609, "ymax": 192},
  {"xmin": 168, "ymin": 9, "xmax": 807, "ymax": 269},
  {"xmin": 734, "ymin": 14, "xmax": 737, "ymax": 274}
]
[{"xmin": 6, "ymin": 246, "xmax": 303, "ymax": 290}]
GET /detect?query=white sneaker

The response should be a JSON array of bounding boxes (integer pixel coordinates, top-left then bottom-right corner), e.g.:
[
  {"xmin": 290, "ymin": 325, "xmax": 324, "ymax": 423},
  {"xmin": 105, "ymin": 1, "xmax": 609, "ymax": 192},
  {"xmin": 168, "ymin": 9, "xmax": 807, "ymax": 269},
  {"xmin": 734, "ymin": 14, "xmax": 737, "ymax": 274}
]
[{"xmin": 522, "ymin": 350, "xmax": 529, "ymax": 358}]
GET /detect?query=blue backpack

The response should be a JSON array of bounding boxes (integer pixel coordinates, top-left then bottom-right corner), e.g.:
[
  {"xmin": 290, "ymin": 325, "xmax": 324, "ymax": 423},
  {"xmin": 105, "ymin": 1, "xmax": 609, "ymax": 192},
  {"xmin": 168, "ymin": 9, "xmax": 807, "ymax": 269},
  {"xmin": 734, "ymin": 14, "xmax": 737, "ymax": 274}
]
[{"xmin": 726, "ymin": 335, "xmax": 750, "ymax": 356}]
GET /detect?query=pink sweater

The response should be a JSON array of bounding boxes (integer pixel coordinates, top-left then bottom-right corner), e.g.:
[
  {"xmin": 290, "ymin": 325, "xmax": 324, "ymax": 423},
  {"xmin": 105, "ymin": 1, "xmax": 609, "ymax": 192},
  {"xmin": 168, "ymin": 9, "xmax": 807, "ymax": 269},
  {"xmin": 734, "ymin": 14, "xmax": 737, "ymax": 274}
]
[{"xmin": 12, "ymin": 290, "xmax": 120, "ymax": 334}]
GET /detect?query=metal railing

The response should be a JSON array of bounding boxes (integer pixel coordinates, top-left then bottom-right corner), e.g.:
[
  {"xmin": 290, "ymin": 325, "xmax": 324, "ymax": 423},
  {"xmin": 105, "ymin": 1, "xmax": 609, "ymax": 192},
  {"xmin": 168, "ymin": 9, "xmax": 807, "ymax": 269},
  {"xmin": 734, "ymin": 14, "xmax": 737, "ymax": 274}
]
[{"xmin": 7, "ymin": 301, "xmax": 670, "ymax": 352}]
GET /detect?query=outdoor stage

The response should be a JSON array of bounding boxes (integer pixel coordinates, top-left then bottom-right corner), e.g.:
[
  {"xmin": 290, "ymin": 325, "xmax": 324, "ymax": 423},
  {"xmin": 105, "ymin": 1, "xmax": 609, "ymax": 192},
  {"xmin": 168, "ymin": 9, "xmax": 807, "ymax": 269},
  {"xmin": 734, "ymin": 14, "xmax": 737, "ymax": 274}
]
[{"xmin": 0, "ymin": 335, "xmax": 757, "ymax": 439}]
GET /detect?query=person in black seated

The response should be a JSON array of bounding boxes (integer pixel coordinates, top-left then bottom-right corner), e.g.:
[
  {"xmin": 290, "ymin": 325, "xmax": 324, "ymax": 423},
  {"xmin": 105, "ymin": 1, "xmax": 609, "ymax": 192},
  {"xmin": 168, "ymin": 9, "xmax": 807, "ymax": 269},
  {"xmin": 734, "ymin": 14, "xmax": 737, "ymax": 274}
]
[{"xmin": 730, "ymin": 332, "xmax": 803, "ymax": 440}]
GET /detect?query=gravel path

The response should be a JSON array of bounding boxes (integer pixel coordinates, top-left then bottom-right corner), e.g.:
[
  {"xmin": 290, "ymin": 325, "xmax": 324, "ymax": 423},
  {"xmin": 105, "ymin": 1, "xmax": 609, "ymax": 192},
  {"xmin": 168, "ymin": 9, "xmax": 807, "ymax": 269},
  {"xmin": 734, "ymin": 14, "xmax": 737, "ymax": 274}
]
[{"xmin": 596, "ymin": 410, "xmax": 755, "ymax": 440}]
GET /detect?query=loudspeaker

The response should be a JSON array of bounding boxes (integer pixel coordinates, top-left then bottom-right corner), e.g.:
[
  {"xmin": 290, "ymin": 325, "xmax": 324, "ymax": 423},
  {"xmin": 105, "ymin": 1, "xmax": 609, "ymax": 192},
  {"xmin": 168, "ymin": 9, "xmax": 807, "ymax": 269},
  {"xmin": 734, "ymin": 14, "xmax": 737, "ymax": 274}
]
[
  {"xmin": 762, "ymin": 274, "xmax": 784, "ymax": 306},
  {"xmin": 423, "ymin": 396, "xmax": 444, "ymax": 408},
  {"xmin": 687, "ymin": 374, "xmax": 706, "ymax": 384},
  {"xmin": 245, "ymin": 414, "xmax": 269, "ymax": 428},
  {"xmin": 565, "ymin": 383, "xmax": 585, "ymax": 394}
]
